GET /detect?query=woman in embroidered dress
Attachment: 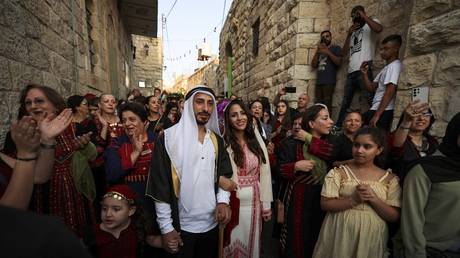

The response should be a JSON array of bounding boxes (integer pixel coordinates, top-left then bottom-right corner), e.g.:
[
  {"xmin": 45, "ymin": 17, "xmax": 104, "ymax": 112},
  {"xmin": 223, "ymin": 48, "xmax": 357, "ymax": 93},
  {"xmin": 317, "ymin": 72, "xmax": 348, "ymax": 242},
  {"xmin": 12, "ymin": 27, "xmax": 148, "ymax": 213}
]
[
  {"xmin": 313, "ymin": 127, "xmax": 401, "ymax": 258},
  {"xmin": 105, "ymin": 102, "xmax": 159, "ymax": 241},
  {"xmin": 4, "ymin": 84, "xmax": 96, "ymax": 237},
  {"xmin": 223, "ymin": 100, "xmax": 273, "ymax": 258},
  {"xmin": 277, "ymin": 104, "xmax": 334, "ymax": 258}
]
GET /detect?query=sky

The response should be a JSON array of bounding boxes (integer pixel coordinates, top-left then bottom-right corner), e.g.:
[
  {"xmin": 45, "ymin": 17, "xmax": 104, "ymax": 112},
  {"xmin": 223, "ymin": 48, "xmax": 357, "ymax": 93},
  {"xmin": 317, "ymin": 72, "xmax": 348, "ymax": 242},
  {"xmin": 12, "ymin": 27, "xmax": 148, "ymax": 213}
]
[{"xmin": 158, "ymin": 0, "xmax": 233, "ymax": 88}]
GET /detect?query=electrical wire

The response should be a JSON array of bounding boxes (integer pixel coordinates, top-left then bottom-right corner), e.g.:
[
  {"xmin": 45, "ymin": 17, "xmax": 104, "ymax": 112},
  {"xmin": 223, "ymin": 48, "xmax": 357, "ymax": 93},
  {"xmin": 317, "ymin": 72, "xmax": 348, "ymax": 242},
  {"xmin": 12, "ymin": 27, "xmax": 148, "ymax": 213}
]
[{"xmin": 166, "ymin": 0, "xmax": 179, "ymax": 19}]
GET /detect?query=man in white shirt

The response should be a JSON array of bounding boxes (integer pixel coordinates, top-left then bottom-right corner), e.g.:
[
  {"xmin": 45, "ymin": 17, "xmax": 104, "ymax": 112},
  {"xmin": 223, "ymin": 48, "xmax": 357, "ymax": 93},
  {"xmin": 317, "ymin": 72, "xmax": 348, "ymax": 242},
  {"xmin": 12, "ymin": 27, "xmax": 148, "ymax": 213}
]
[
  {"xmin": 361, "ymin": 34, "xmax": 403, "ymax": 131},
  {"xmin": 335, "ymin": 5, "xmax": 383, "ymax": 128},
  {"xmin": 146, "ymin": 86, "xmax": 233, "ymax": 257}
]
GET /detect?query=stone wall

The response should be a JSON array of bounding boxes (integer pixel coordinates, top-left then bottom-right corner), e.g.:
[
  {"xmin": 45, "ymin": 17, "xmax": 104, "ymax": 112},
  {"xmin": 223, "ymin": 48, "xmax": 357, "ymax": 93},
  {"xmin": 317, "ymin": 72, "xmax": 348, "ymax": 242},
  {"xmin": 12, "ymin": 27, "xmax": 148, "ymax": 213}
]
[
  {"xmin": 132, "ymin": 35, "xmax": 163, "ymax": 96},
  {"xmin": 0, "ymin": 0, "xmax": 137, "ymax": 146},
  {"xmin": 218, "ymin": 0, "xmax": 460, "ymax": 137},
  {"xmin": 170, "ymin": 58, "xmax": 219, "ymax": 94}
]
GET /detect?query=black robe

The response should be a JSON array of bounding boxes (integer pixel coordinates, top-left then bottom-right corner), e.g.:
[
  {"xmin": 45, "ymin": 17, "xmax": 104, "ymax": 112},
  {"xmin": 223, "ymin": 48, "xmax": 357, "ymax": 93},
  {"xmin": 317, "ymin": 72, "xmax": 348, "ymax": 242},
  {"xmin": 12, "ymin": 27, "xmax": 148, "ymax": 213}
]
[
  {"xmin": 277, "ymin": 136, "xmax": 325, "ymax": 258},
  {"xmin": 145, "ymin": 133, "xmax": 233, "ymax": 232}
]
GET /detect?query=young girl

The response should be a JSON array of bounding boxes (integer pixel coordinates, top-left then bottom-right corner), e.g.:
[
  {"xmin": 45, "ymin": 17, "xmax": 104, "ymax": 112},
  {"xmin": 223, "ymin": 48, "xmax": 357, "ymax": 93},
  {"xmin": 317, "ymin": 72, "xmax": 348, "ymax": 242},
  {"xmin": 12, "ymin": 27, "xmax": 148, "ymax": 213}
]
[
  {"xmin": 313, "ymin": 127, "xmax": 401, "ymax": 258},
  {"xmin": 87, "ymin": 184, "xmax": 161, "ymax": 258}
]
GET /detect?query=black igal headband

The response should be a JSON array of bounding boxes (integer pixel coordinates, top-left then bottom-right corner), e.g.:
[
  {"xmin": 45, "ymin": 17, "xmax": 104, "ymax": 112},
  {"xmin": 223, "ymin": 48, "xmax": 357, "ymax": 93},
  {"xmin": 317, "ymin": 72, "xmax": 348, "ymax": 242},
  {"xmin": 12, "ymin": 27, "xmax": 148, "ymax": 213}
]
[{"xmin": 185, "ymin": 86, "xmax": 216, "ymax": 100}]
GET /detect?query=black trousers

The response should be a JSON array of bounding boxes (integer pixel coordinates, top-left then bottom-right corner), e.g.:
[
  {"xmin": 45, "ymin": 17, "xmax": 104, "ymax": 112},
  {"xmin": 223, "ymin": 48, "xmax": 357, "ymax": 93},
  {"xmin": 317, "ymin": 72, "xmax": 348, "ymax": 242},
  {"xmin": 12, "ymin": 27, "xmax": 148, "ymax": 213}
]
[{"xmin": 163, "ymin": 226, "xmax": 219, "ymax": 258}]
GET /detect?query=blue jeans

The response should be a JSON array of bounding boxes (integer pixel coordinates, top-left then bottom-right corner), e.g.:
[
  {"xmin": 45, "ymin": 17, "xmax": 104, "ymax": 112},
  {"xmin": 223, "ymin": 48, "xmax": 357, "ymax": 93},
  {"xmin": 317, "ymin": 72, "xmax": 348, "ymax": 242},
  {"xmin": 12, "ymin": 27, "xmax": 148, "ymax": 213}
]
[{"xmin": 336, "ymin": 67, "xmax": 374, "ymax": 127}]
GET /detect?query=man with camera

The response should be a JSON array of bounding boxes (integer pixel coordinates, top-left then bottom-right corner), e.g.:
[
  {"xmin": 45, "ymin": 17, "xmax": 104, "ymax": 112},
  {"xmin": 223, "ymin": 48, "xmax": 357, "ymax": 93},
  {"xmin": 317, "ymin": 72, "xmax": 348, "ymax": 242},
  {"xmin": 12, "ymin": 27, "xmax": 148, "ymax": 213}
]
[
  {"xmin": 311, "ymin": 30, "xmax": 342, "ymax": 111},
  {"xmin": 335, "ymin": 5, "xmax": 383, "ymax": 128}
]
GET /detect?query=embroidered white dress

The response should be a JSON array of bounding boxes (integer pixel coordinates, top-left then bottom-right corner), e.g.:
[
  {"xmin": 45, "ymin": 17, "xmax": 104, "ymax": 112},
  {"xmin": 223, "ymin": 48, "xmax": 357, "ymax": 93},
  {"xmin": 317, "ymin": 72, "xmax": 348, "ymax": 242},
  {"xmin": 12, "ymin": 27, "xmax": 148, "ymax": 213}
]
[{"xmin": 224, "ymin": 144, "xmax": 262, "ymax": 258}]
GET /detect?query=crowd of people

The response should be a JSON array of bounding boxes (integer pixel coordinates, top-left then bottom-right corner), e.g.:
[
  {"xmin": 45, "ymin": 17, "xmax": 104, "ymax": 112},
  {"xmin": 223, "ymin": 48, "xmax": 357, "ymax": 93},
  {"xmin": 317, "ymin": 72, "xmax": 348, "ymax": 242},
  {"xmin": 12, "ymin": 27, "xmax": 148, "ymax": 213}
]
[{"xmin": 1, "ymin": 4, "xmax": 459, "ymax": 258}]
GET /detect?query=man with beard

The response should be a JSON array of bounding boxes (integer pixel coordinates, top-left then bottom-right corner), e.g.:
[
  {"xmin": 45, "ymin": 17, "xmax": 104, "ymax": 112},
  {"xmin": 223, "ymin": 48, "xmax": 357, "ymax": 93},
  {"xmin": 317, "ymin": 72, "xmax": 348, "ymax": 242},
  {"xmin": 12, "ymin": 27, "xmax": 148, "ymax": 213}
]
[
  {"xmin": 335, "ymin": 5, "xmax": 383, "ymax": 128},
  {"xmin": 146, "ymin": 86, "xmax": 233, "ymax": 258},
  {"xmin": 311, "ymin": 30, "xmax": 342, "ymax": 111}
]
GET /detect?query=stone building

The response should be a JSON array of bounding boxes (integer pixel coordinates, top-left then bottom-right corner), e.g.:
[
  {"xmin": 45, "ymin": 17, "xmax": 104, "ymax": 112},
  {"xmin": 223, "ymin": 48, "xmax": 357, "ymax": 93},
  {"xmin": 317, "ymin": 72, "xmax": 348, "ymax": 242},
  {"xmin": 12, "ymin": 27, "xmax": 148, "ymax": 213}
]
[
  {"xmin": 132, "ymin": 35, "xmax": 163, "ymax": 96},
  {"xmin": 170, "ymin": 57, "xmax": 219, "ymax": 94},
  {"xmin": 218, "ymin": 0, "xmax": 460, "ymax": 136},
  {"xmin": 0, "ymin": 0, "xmax": 158, "ymax": 145}
]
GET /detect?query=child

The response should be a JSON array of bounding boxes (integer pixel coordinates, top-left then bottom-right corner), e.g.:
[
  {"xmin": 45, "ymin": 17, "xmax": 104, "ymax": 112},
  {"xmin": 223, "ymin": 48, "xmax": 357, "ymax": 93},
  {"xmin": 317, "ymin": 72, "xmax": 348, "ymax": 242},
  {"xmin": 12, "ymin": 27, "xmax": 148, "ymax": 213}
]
[
  {"xmin": 313, "ymin": 127, "xmax": 401, "ymax": 257},
  {"xmin": 86, "ymin": 184, "xmax": 161, "ymax": 258}
]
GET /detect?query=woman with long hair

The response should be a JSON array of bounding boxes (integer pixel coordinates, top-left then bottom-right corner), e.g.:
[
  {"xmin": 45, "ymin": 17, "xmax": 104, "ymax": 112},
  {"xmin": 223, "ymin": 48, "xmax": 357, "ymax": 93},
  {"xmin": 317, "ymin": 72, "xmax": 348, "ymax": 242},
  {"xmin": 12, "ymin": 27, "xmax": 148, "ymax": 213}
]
[
  {"xmin": 277, "ymin": 104, "xmax": 334, "ymax": 258},
  {"xmin": 4, "ymin": 84, "xmax": 96, "ymax": 237},
  {"xmin": 250, "ymin": 99, "xmax": 272, "ymax": 142},
  {"xmin": 313, "ymin": 127, "xmax": 401, "ymax": 258},
  {"xmin": 271, "ymin": 100, "xmax": 292, "ymax": 148},
  {"xmin": 223, "ymin": 100, "xmax": 273, "ymax": 258},
  {"xmin": 144, "ymin": 95, "xmax": 162, "ymax": 133}
]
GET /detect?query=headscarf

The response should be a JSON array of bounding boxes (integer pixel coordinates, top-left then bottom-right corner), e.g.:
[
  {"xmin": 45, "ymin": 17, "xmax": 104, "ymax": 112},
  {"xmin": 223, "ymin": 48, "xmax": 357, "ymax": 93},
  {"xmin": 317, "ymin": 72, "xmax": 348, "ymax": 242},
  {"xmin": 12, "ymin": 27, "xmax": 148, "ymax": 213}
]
[{"xmin": 164, "ymin": 85, "xmax": 220, "ymax": 211}]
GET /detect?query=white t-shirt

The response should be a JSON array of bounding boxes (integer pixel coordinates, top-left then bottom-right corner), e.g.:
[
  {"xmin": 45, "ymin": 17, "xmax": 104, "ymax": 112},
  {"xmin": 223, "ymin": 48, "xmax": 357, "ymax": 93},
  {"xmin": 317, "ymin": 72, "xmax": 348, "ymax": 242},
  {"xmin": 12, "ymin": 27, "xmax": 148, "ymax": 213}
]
[
  {"xmin": 370, "ymin": 60, "xmax": 402, "ymax": 111},
  {"xmin": 348, "ymin": 19, "xmax": 380, "ymax": 73}
]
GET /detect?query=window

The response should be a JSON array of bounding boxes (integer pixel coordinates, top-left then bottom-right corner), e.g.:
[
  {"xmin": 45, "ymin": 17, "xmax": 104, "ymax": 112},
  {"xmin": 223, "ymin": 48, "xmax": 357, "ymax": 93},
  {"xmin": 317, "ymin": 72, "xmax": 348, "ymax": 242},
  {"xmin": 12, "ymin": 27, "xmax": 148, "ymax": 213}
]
[
  {"xmin": 138, "ymin": 81, "xmax": 145, "ymax": 88},
  {"xmin": 85, "ymin": 0, "xmax": 96, "ymax": 72},
  {"xmin": 252, "ymin": 18, "xmax": 260, "ymax": 57}
]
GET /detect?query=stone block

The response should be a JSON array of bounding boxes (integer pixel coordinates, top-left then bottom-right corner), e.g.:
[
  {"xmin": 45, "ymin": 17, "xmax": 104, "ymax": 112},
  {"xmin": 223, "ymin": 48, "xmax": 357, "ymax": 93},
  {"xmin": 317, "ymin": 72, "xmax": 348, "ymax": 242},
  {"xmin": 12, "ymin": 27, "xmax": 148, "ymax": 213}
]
[
  {"xmin": 428, "ymin": 86, "xmax": 448, "ymax": 121},
  {"xmin": 275, "ymin": 57, "xmax": 285, "ymax": 74},
  {"xmin": 27, "ymin": 40, "xmax": 51, "ymax": 70},
  {"xmin": 0, "ymin": 26, "xmax": 28, "ymax": 63},
  {"xmin": 398, "ymin": 54, "xmax": 436, "ymax": 89},
  {"xmin": 313, "ymin": 18, "xmax": 330, "ymax": 32},
  {"xmin": 9, "ymin": 60, "xmax": 43, "ymax": 90},
  {"xmin": 297, "ymin": 33, "xmax": 320, "ymax": 48},
  {"xmin": 295, "ymin": 48, "xmax": 309, "ymax": 65},
  {"xmin": 411, "ymin": 0, "xmax": 450, "ymax": 24},
  {"xmin": 0, "ymin": 57, "xmax": 11, "ymax": 90},
  {"xmin": 0, "ymin": 0, "xmax": 26, "ymax": 36},
  {"xmin": 379, "ymin": 0, "xmax": 406, "ymax": 27},
  {"xmin": 297, "ymin": 18, "xmax": 314, "ymax": 33},
  {"xmin": 24, "ymin": 11, "xmax": 41, "ymax": 39},
  {"xmin": 289, "ymin": 64, "xmax": 315, "ymax": 80},
  {"xmin": 433, "ymin": 46, "xmax": 460, "ymax": 87},
  {"xmin": 22, "ymin": 0, "xmax": 50, "ymax": 25},
  {"xmin": 50, "ymin": 52, "xmax": 73, "ymax": 81},
  {"xmin": 409, "ymin": 9, "xmax": 460, "ymax": 55},
  {"xmin": 298, "ymin": 2, "xmax": 329, "ymax": 18}
]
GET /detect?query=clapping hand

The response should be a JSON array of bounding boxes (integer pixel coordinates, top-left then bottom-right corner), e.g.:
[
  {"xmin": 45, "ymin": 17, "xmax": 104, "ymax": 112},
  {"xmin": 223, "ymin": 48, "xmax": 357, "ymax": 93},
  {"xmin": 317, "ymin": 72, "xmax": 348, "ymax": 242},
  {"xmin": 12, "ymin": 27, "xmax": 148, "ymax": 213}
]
[
  {"xmin": 39, "ymin": 109, "xmax": 73, "ymax": 144},
  {"xmin": 11, "ymin": 116, "xmax": 40, "ymax": 158},
  {"xmin": 131, "ymin": 133, "xmax": 144, "ymax": 154}
]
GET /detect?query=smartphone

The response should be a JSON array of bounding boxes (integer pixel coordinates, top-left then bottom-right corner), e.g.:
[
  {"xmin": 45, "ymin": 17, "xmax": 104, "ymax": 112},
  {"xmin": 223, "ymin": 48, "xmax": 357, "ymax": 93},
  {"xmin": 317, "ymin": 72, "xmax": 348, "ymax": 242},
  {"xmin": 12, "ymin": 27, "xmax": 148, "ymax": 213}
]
[
  {"xmin": 285, "ymin": 86, "xmax": 296, "ymax": 93},
  {"xmin": 411, "ymin": 86, "xmax": 429, "ymax": 103}
]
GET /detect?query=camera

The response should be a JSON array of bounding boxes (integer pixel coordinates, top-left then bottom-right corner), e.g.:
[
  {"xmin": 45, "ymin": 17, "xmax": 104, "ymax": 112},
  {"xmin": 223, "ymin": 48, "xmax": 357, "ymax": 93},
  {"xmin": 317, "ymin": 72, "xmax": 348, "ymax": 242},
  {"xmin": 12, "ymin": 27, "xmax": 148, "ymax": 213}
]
[{"xmin": 320, "ymin": 37, "xmax": 327, "ymax": 44}]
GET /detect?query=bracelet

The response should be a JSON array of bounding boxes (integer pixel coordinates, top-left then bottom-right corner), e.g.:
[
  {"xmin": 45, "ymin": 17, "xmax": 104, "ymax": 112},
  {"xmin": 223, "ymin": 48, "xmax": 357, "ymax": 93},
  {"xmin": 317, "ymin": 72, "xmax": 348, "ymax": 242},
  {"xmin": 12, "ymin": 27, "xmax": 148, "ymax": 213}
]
[
  {"xmin": 16, "ymin": 156, "xmax": 38, "ymax": 161},
  {"xmin": 40, "ymin": 143, "xmax": 56, "ymax": 149},
  {"xmin": 399, "ymin": 125, "xmax": 410, "ymax": 130}
]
